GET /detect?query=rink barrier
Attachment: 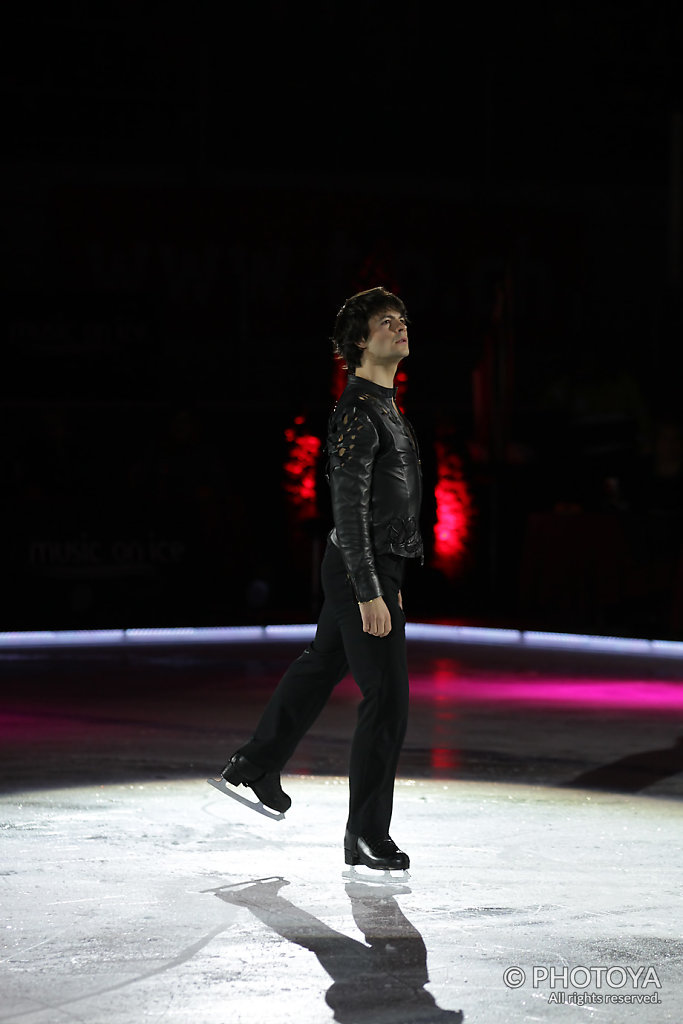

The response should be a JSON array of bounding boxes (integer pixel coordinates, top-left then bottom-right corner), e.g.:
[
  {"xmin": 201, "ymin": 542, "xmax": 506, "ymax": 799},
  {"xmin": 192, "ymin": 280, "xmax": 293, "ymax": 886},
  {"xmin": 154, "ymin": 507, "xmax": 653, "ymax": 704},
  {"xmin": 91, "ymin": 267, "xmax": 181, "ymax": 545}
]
[{"xmin": 0, "ymin": 624, "xmax": 682, "ymax": 657}]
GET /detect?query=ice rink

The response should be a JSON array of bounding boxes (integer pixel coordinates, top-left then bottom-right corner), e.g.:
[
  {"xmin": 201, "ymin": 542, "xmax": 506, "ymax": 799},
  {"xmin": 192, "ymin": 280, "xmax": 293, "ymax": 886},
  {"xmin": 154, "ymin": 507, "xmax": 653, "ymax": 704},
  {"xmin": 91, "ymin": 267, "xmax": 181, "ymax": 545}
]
[{"xmin": 2, "ymin": 634, "xmax": 683, "ymax": 1022}]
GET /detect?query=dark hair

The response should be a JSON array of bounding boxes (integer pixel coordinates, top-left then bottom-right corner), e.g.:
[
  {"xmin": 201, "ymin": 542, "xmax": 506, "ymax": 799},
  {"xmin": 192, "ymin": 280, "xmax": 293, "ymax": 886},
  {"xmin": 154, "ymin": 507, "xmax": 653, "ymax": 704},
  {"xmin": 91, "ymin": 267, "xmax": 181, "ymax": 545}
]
[{"xmin": 331, "ymin": 286, "xmax": 408, "ymax": 373}]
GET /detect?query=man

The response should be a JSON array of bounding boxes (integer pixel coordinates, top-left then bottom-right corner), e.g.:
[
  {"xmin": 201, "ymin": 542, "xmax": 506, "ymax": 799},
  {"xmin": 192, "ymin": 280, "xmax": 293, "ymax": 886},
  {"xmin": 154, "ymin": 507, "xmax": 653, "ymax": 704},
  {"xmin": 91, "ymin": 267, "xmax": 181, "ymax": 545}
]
[{"xmin": 220, "ymin": 286, "xmax": 423, "ymax": 870}]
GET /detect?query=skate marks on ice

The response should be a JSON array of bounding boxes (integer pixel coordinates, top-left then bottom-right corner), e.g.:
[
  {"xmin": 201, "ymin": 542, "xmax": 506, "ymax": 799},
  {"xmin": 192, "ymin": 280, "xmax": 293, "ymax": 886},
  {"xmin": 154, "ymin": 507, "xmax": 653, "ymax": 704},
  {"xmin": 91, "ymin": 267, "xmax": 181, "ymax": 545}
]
[
  {"xmin": 210, "ymin": 876, "xmax": 464, "ymax": 1024},
  {"xmin": 206, "ymin": 777, "xmax": 286, "ymax": 820}
]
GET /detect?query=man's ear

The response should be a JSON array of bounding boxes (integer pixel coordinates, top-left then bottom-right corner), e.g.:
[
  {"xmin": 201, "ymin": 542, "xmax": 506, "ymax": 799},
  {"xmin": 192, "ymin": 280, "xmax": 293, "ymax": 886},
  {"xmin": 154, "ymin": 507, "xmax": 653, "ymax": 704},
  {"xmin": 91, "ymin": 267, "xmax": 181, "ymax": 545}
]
[{"xmin": 356, "ymin": 338, "xmax": 367, "ymax": 350}]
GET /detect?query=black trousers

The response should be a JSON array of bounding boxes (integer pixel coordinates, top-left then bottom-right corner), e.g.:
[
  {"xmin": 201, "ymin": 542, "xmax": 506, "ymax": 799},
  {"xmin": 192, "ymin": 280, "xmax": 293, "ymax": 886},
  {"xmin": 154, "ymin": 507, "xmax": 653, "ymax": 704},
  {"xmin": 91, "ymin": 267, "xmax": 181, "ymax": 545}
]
[{"xmin": 238, "ymin": 535, "xmax": 408, "ymax": 837}]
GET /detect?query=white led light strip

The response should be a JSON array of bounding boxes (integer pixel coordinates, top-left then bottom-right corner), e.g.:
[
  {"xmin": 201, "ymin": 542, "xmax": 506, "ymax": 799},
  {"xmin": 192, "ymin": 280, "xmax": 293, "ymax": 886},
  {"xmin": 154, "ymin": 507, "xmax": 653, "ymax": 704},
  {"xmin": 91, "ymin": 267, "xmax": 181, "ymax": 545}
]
[{"xmin": 0, "ymin": 623, "xmax": 682, "ymax": 657}]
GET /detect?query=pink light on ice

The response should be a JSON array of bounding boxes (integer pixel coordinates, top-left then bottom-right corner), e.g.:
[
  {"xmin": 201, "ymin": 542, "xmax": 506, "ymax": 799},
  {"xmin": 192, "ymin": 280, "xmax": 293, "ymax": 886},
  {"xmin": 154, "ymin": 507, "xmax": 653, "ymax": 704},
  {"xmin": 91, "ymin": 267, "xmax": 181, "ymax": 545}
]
[{"xmin": 410, "ymin": 668, "xmax": 683, "ymax": 714}]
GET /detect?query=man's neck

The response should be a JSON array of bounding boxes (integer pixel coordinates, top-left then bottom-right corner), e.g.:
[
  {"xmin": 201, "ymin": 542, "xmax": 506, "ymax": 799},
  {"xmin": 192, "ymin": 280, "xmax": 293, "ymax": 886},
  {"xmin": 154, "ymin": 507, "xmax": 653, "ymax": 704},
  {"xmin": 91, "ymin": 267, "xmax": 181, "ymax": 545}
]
[{"xmin": 354, "ymin": 365, "xmax": 397, "ymax": 390}]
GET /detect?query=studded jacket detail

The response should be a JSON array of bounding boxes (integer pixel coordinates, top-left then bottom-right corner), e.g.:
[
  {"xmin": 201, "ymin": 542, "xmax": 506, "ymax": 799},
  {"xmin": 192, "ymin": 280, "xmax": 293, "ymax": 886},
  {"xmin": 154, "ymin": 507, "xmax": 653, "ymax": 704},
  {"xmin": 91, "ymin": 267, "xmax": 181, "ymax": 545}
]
[{"xmin": 325, "ymin": 374, "xmax": 423, "ymax": 603}]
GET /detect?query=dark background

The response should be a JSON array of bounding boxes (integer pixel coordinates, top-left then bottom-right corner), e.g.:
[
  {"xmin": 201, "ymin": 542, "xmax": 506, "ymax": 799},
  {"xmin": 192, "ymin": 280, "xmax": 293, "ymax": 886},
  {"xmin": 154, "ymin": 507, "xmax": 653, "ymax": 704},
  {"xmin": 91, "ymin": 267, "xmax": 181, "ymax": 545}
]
[{"xmin": 3, "ymin": 2, "xmax": 683, "ymax": 637}]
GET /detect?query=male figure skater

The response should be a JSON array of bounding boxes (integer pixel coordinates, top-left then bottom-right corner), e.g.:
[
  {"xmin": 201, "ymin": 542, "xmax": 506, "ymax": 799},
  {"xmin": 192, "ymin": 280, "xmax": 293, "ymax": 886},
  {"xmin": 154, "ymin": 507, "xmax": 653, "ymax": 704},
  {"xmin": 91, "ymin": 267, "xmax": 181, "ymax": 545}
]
[{"xmin": 220, "ymin": 286, "xmax": 423, "ymax": 870}]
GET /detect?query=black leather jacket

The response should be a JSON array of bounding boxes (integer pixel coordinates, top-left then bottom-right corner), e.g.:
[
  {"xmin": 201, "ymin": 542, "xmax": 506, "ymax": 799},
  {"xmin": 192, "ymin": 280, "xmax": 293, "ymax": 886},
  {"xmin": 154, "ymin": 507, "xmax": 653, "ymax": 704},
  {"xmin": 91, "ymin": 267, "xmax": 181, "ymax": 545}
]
[{"xmin": 325, "ymin": 374, "xmax": 423, "ymax": 603}]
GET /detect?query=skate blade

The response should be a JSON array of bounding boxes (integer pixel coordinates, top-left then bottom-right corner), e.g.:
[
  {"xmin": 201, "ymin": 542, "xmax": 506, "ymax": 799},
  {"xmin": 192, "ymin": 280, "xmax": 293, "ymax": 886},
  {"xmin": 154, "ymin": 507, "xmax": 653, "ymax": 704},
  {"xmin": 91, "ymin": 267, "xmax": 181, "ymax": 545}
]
[
  {"xmin": 341, "ymin": 865, "xmax": 411, "ymax": 885},
  {"xmin": 207, "ymin": 778, "xmax": 286, "ymax": 821}
]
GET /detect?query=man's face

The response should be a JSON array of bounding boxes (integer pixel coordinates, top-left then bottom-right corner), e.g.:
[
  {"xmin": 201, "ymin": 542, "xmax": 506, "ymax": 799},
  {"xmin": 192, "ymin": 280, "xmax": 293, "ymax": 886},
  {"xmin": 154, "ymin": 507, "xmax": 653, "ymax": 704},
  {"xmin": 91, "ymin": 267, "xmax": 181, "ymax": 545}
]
[{"xmin": 358, "ymin": 308, "xmax": 409, "ymax": 365}]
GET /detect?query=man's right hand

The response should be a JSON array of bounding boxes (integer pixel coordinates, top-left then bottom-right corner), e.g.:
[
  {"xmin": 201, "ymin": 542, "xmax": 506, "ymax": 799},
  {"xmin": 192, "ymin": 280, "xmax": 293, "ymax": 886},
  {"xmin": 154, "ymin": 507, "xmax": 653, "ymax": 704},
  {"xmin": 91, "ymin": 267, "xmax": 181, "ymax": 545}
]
[{"xmin": 358, "ymin": 595, "xmax": 392, "ymax": 637}]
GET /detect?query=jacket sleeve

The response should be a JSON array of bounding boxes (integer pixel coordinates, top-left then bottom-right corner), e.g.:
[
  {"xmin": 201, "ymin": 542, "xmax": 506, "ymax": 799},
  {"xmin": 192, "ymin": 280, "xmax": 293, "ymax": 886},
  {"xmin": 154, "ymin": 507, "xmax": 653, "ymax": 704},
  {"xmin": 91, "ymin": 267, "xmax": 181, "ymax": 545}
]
[{"xmin": 326, "ymin": 402, "xmax": 382, "ymax": 602}]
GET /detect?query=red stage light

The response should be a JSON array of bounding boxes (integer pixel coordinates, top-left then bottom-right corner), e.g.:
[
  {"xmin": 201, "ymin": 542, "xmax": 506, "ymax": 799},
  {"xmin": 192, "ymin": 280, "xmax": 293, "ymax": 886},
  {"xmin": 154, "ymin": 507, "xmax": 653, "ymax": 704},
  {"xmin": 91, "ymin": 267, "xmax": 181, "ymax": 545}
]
[
  {"xmin": 433, "ymin": 442, "xmax": 474, "ymax": 578},
  {"xmin": 284, "ymin": 418, "xmax": 322, "ymax": 522}
]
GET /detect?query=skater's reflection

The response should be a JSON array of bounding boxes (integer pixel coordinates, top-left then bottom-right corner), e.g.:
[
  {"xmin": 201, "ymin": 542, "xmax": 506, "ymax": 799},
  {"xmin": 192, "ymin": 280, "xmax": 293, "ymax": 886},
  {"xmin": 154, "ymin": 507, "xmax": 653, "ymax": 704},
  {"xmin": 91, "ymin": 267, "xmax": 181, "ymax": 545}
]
[{"xmin": 213, "ymin": 877, "xmax": 463, "ymax": 1024}]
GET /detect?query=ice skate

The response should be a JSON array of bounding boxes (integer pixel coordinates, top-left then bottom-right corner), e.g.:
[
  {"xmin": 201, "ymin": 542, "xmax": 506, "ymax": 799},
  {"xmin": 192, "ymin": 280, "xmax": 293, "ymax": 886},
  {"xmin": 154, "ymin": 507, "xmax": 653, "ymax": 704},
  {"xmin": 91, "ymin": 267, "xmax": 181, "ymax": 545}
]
[
  {"xmin": 344, "ymin": 829, "xmax": 410, "ymax": 871},
  {"xmin": 209, "ymin": 752, "xmax": 291, "ymax": 818},
  {"xmin": 206, "ymin": 777, "xmax": 286, "ymax": 820}
]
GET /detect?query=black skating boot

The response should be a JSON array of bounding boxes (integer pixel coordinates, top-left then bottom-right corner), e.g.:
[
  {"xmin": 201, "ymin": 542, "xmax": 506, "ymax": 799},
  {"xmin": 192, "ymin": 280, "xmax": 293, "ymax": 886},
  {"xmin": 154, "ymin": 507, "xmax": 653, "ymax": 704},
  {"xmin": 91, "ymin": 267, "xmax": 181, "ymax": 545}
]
[
  {"xmin": 221, "ymin": 753, "xmax": 291, "ymax": 813},
  {"xmin": 344, "ymin": 829, "xmax": 410, "ymax": 870}
]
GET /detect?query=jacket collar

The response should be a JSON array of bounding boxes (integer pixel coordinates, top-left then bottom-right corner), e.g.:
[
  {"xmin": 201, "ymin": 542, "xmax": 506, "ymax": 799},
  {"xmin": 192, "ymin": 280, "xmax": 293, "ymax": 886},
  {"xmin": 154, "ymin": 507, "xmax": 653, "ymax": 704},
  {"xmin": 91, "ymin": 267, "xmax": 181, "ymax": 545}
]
[{"xmin": 347, "ymin": 374, "xmax": 397, "ymax": 403}]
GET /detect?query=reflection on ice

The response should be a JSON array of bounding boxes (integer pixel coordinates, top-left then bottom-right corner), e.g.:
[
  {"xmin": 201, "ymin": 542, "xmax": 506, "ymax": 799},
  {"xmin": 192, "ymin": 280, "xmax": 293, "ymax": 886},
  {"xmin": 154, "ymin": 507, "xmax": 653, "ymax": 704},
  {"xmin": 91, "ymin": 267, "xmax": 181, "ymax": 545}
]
[{"xmin": 212, "ymin": 876, "xmax": 464, "ymax": 1024}]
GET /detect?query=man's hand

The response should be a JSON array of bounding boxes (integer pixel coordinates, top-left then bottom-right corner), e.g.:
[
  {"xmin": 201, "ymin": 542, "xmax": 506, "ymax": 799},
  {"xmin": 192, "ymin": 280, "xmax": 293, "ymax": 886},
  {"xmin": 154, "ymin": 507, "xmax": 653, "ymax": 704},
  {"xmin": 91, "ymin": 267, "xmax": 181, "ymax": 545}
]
[{"xmin": 358, "ymin": 595, "xmax": 392, "ymax": 637}]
